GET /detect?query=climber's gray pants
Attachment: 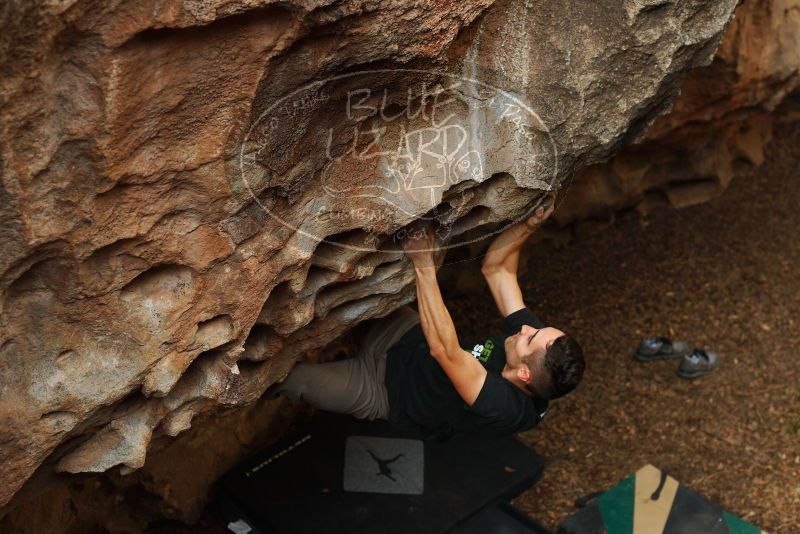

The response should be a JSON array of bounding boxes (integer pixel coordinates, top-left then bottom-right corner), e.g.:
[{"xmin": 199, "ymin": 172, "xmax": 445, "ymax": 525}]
[{"xmin": 275, "ymin": 306, "xmax": 420, "ymax": 420}]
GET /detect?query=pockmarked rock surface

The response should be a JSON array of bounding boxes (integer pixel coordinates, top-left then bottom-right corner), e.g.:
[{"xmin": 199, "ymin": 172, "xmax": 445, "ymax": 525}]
[
  {"xmin": 2, "ymin": 0, "xmax": 780, "ymax": 521},
  {"xmin": 555, "ymin": 0, "xmax": 800, "ymax": 227}
]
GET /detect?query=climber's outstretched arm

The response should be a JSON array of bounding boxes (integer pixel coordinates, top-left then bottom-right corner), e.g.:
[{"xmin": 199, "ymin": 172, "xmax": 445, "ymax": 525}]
[
  {"xmin": 481, "ymin": 192, "xmax": 555, "ymax": 317},
  {"xmin": 402, "ymin": 226, "xmax": 486, "ymax": 405}
]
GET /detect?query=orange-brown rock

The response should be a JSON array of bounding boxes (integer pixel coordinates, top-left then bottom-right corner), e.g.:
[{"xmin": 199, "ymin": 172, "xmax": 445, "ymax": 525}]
[{"xmin": 4, "ymin": 0, "xmax": 798, "ymax": 529}]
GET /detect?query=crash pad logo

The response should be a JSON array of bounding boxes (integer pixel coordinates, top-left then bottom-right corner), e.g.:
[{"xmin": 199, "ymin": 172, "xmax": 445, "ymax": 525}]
[
  {"xmin": 238, "ymin": 69, "xmax": 559, "ymax": 255},
  {"xmin": 343, "ymin": 436, "xmax": 423, "ymax": 495},
  {"xmin": 367, "ymin": 449, "xmax": 404, "ymax": 482}
]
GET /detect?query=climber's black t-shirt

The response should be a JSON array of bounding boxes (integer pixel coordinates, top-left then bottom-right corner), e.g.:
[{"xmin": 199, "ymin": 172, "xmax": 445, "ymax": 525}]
[{"xmin": 384, "ymin": 307, "xmax": 549, "ymax": 436}]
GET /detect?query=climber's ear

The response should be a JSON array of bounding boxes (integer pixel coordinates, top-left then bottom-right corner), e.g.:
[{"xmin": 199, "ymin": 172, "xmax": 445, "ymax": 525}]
[{"xmin": 517, "ymin": 365, "xmax": 531, "ymax": 384}]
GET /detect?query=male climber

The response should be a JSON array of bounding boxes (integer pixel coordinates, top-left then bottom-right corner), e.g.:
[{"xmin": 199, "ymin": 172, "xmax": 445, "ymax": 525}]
[{"xmin": 271, "ymin": 192, "xmax": 585, "ymax": 436}]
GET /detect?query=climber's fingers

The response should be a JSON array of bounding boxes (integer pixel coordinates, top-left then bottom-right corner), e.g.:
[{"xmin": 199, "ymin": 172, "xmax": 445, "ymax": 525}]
[
  {"xmin": 400, "ymin": 222, "xmax": 438, "ymax": 265},
  {"xmin": 526, "ymin": 192, "xmax": 557, "ymax": 227}
]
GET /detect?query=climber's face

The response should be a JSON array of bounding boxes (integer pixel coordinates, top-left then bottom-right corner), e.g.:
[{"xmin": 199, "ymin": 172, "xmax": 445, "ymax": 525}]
[{"xmin": 503, "ymin": 324, "xmax": 564, "ymax": 389}]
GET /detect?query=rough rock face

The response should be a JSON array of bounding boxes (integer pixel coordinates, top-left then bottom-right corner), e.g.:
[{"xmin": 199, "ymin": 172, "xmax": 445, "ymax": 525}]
[
  {"xmin": 555, "ymin": 0, "xmax": 800, "ymax": 228},
  {"xmin": 0, "ymin": 0, "xmax": 762, "ymax": 520}
]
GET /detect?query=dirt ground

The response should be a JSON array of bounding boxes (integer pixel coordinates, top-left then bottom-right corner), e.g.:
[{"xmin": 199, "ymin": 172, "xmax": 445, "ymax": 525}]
[{"xmin": 445, "ymin": 115, "xmax": 800, "ymax": 531}]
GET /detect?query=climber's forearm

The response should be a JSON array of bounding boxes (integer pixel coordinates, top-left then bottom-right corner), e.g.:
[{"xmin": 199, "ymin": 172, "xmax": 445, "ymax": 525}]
[
  {"xmin": 413, "ymin": 266, "xmax": 462, "ymax": 361},
  {"xmin": 481, "ymin": 221, "xmax": 537, "ymax": 275},
  {"xmin": 481, "ymin": 220, "xmax": 543, "ymax": 317}
]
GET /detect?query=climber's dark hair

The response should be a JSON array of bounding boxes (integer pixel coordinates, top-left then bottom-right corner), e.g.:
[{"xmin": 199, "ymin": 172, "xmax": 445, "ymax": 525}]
[{"xmin": 525, "ymin": 334, "xmax": 585, "ymax": 400}]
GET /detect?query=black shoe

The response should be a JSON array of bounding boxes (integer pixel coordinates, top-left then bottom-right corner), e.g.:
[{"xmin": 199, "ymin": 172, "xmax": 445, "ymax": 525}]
[
  {"xmin": 676, "ymin": 349, "xmax": 720, "ymax": 379},
  {"xmin": 634, "ymin": 337, "xmax": 690, "ymax": 361}
]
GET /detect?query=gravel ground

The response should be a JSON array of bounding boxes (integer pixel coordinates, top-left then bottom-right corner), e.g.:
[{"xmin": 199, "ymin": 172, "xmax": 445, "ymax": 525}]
[{"xmin": 448, "ymin": 113, "xmax": 800, "ymax": 532}]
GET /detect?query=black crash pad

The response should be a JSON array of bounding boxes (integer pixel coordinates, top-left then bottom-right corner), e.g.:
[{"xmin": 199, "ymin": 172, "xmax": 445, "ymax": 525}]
[
  {"xmin": 451, "ymin": 501, "xmax": 551, "ymax": 534},
  {"xmin": 218, "ymin": 414, "xmax": 544, "ymax": 534}
]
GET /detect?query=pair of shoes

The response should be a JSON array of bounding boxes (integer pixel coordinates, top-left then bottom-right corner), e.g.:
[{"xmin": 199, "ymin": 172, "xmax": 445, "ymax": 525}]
[{"xmin": 635, "ymin": 337, "xmax": 720, "ymax": 379}]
